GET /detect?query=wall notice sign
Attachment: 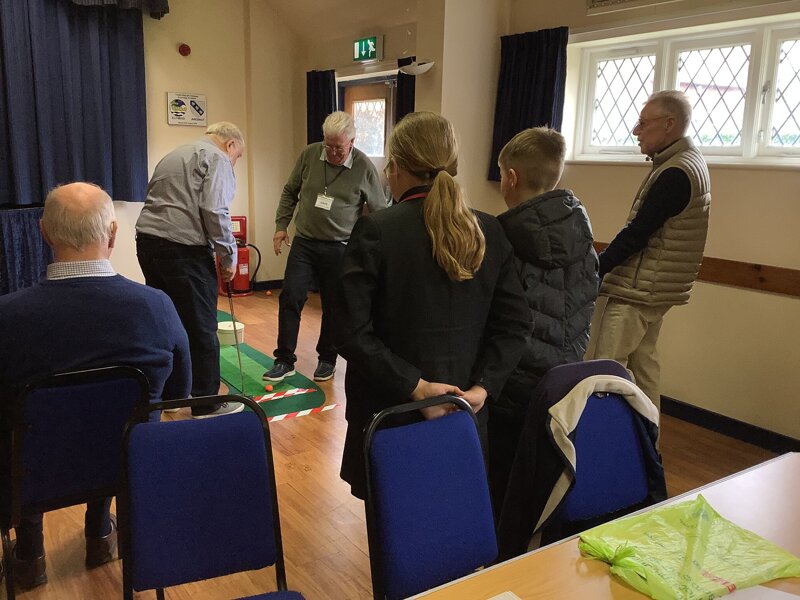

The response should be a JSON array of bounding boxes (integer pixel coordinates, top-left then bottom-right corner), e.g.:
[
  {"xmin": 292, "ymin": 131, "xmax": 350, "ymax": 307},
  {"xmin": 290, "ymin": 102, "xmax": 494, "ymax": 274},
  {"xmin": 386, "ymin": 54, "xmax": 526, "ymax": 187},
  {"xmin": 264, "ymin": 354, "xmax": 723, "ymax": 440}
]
[{"xmin": 167, "ymin": 92, "xmax": 207, "ymax": 126}]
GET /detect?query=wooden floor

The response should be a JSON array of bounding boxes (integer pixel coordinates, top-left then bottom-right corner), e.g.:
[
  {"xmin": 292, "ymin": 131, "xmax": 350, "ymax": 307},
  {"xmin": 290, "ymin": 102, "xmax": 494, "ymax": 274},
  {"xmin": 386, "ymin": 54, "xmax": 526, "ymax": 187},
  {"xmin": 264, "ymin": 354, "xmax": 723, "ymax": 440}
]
[{"xmin": 12, "ymin": 292, "xmax": 776, "ymax": 599}]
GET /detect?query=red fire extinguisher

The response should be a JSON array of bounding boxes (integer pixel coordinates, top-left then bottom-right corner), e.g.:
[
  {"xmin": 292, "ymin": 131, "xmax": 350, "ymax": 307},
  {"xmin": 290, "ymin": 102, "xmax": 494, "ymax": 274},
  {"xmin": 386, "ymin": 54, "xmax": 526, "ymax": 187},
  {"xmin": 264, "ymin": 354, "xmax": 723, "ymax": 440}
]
[{"xmin": 217, "ymin": 216, "xmax": 261, "ymax": 297}]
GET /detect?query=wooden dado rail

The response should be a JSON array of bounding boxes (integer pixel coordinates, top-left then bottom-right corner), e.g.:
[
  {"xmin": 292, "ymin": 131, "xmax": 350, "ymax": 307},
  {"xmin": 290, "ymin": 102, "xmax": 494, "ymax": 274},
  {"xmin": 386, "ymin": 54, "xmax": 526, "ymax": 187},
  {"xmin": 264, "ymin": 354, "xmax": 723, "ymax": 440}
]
[{"xmin": 593, "ymin": 242, "xmax": 800, "ymax": 299}]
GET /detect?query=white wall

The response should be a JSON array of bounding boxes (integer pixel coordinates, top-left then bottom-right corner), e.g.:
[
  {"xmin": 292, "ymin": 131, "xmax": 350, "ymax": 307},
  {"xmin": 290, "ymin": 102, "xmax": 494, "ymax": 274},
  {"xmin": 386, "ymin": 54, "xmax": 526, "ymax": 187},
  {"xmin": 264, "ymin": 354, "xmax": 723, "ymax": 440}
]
[
  {"xmin": 516, "ymin": 0, "xmax": 800, "ymax": 438},
  {"xmin": 112, "ymin": 0, "xmax": 799, "ymax": 438},
  {"xmin": 112, "ymin": 0, "xmax": 303, "ymax": 285},
  {"xmin": 111, "ymin": 201, "xmax": 145, "ymax": 282},
  {"xmin": 439, "ymin": 0, "xmax": 507, "ymax": 215},
  {"xmin": 246, "ymin": 0, "xmax": 307, "ymax": 282},
  {"xmin": 511, "ymin": 0, "xmax": 800, "ymax": 33},
  {"xmin": 113, "ymin": 0, "xmax": 249, "ymax": 282}
]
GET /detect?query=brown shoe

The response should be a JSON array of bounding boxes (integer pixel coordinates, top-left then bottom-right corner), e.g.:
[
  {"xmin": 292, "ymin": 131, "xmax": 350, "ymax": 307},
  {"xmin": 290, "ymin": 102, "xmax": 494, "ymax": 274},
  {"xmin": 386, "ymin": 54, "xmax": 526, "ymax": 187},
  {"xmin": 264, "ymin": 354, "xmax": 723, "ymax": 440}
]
[
  {"xmin": 85, "ymin": 515, "xmax": 118, "ymax": 568},
  {"xmin": 11, "ymin": 542, "xmax": 47, "ymax": 589}
]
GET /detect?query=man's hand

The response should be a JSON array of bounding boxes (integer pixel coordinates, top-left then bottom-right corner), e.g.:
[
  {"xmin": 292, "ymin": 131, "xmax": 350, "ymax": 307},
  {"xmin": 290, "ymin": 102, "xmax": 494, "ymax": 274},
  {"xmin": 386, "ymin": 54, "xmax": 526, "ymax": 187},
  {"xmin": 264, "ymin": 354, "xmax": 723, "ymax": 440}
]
[
  {"xmin": 411, "ymin": 378, "xmax": 465, "ymax": 420},
  {"xmin": 273, "ymin": 231, "xmax": 290, "ymax": 255},
  {"xmin": 220, "ymin": 265, "xmax": 236, "ymax": 282},
  {"xmin": 460, "ymin": 384, "xmax": 488, "ymax": 413}
]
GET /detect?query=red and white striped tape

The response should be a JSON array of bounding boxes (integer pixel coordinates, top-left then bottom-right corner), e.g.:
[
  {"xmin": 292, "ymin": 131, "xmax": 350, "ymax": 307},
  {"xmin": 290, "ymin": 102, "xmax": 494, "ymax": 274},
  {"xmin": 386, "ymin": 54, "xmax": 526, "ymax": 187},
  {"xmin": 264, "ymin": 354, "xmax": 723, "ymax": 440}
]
[
  {"xmin": 267, "ymin": 403, "xmax": 339, "ymax": 422},
  {"xmin": 255, "ymin": 387, "xmax": 317, "ymax": 402}
]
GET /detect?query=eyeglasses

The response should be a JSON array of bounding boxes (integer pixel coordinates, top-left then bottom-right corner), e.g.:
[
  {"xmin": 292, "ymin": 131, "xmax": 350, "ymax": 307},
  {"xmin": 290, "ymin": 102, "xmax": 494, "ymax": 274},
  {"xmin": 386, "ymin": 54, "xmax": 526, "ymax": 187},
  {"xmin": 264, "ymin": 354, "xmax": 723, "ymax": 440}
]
[
  {"xmin": 323, "ymin": 142, "xmax": 352, "ymax": 154},
  {"xmin": 634, "ymin": 115, "xmax": 671, "ymax": 130}
]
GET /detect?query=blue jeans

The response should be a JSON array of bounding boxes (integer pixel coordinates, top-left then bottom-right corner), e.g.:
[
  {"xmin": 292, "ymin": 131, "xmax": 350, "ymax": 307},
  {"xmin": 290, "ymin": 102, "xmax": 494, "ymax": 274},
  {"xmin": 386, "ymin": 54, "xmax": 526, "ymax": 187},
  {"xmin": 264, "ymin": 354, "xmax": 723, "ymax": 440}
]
[{"xmin": 275, "ymin": 236, "xmax": 346, "ymax": 366}]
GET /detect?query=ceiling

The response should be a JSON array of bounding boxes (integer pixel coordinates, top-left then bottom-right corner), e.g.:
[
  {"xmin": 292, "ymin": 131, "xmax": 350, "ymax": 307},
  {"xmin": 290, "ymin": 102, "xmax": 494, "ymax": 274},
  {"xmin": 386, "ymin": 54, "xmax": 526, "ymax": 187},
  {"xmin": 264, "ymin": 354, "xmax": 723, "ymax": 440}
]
[{"xmin": 265, "ymin": 0, "xmax": 418, "ymax": 44}]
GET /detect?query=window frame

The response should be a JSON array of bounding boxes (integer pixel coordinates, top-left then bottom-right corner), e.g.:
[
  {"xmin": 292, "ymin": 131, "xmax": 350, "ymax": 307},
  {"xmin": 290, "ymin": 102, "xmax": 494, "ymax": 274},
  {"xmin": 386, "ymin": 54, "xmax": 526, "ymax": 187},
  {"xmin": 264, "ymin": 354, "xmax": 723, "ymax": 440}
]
[
  {"xmin": 572, "ymin": 19, "xmax": 800, "ymax": 165},
  {"xmin": 577, "ymin": 43, "xmax": 661, "ymax": 157},
  {"xmin": 758, "ymin": 24, "xmax": 800, "ymax": 158},
  {"xmin": 669, "ymin": 29, "xmax": 762, "ymax": 157}
]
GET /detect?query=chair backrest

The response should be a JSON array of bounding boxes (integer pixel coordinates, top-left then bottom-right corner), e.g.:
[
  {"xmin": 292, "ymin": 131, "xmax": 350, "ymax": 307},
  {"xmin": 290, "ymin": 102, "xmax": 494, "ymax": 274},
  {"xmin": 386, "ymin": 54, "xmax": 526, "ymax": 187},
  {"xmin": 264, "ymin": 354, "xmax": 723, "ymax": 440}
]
[
  {"xmin": 364, "ymin": 396, "xmax": 497, "ymax": 600},
  {"xmin": 561, "ymin": 392, "xmax": 649, "ymax": 522},
  {"xmin": 6, "ymin": 366, "xmax": 150, "ymax": 523},
  {"xmin": 121, "ymin": 395, "xmax": 286, "ymax": 597}
]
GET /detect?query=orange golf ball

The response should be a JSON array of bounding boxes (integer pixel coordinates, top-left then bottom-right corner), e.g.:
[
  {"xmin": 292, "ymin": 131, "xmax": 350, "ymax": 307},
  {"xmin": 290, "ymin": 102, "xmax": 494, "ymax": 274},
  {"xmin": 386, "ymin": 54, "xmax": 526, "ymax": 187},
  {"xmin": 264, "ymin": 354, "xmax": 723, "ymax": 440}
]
[
  {"xmin": 264, "ymin": 384, "xmax": 273, "ymax": 392},
  {"xmin": 266, "ymin": 290, "xmax": 273, "ymax": 296}
]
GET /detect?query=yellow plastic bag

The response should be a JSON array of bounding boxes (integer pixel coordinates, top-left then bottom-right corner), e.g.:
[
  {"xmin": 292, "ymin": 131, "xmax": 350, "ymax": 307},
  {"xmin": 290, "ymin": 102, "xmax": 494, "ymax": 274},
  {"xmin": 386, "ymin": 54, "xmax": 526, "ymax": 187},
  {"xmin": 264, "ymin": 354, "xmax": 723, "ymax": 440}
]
[{"xmin": 579, "ymin": 495, "xmax": 800, "ymax": 600}]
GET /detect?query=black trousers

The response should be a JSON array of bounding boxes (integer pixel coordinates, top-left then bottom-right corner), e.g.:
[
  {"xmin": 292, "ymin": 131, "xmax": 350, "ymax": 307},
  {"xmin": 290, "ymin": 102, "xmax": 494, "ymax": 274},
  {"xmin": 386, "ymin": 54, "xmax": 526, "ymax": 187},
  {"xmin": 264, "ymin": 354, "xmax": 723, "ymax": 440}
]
[
  {"xmin": 487, "ymin": 405, "xmax": 525, "ymax": 521},
  {"xmin": 136, "ymin": 234, "xmax": 220, "ymax": 406},
  {"xmin": 15, "ymin": 498, "xmax": 111, "ymax": 559},
  {"xmin": 275, "ymin": 236, "xmax": 346, "ymax": 366}
]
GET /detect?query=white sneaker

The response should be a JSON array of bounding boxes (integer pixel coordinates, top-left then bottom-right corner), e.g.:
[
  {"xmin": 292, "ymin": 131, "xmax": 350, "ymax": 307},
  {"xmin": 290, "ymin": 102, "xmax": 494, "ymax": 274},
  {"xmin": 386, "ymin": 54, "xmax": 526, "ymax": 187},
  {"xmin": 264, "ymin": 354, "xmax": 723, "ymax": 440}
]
[{"xmin": 191, "ymin": 402, "xmax": 245, "ymax": 419}]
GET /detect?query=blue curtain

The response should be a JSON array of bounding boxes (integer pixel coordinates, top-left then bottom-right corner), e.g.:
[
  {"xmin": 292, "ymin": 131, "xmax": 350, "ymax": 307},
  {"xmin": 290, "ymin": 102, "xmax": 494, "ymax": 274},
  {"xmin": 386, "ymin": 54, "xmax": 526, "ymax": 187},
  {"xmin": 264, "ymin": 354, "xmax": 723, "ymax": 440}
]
[
  {"xmin": 488, "ymin": 27, "xmax": 569, "ymax": 182},
  {"xmin": 396, "ymin": 56, "xmax": 416, "ymax": 124},
  {"xmin": 0, "ymin": 0, "xmax": 148, "ymax": 206},
  {"xmin": 0, "ymin": 208, "xmax": 51, "ymax": 295},
  {"xmin": 306, "ymin": 70, "xmax": 336, "ymax": 144}
]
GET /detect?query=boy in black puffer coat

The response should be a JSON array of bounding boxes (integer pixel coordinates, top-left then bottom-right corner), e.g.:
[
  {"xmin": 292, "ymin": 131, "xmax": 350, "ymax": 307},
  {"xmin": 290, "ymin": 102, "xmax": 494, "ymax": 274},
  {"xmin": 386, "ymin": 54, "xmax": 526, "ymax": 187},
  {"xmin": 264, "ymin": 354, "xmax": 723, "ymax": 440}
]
[{"xmin": 490, "ymin": 127, "xmax": 599, "ymax": 515}]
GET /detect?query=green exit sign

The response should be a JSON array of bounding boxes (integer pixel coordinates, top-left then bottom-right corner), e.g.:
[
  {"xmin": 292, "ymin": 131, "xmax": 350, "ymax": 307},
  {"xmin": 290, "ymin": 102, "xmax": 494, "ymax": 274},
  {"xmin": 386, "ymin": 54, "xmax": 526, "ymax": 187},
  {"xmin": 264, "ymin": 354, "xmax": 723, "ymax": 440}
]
[{"xmin": 353, "ymin": 36, "xmax": 383, "ymax": 62}]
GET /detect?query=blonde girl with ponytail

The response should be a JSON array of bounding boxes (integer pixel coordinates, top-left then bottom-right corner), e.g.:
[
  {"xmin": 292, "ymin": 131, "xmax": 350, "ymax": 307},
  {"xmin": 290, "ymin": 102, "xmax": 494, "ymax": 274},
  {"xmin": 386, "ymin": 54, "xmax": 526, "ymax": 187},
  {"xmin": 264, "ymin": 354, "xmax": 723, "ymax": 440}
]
[
  {"xmin": 385, "ymin": 111, "xmax": 485, "ymax": 281},
  {"xmin": 336, "ymin": 111, "xmax": 531, "ymax": 500}
]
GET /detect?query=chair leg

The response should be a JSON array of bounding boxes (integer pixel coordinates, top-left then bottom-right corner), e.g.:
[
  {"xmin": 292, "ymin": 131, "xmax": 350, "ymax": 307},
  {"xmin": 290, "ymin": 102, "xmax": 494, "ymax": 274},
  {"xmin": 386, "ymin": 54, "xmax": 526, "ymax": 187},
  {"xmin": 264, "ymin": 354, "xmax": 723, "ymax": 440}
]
[
  {"xmin": 2, "ymin": 527, "xmax": 17, "ymax": 600},
  {"xmin": 157, "ymin": 588, "xmax": 165, "ymax": 600}
]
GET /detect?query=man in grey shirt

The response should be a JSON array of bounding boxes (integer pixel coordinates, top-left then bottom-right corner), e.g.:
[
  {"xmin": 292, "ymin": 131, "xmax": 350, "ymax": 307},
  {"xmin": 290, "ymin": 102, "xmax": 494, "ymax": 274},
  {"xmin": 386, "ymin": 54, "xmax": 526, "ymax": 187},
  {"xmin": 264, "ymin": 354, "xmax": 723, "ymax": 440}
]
[
  {"xmin": 266, "ymin": 111, "xmax": 388, "ymax": 383},
  {"xmin": 136, "ymin": 122, "xmax": 244, "ymax": 418}
]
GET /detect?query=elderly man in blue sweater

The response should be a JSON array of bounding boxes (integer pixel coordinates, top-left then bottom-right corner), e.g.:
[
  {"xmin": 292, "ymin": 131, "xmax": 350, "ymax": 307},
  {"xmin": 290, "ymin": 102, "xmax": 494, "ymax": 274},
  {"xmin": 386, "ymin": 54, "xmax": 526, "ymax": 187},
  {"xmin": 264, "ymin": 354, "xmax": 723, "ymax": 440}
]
[{"xmin": 0, "ymin": 182, "xmax": 191, "ymax": 591}]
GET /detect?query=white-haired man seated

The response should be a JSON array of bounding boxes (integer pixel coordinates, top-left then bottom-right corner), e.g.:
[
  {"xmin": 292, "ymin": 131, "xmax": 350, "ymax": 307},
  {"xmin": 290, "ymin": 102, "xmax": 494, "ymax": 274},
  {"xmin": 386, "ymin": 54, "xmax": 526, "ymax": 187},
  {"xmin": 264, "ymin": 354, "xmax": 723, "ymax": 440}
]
[
  {"xmin": 0, "ymin": 182, "xmax": 190, "ymax": 590},
  {"xmin": 267, "ymin": 111, "xmax": 389, "ymax": 383}
]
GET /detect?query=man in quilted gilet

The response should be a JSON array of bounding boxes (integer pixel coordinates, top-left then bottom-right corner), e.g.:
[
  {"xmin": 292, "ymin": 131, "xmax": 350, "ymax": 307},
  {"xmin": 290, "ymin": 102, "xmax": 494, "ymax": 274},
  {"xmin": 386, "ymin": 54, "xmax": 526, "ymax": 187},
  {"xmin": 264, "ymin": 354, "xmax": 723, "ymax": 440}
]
[{"xmin": 585, "ymin": 90, "xmax": 710, "ymax": 410}]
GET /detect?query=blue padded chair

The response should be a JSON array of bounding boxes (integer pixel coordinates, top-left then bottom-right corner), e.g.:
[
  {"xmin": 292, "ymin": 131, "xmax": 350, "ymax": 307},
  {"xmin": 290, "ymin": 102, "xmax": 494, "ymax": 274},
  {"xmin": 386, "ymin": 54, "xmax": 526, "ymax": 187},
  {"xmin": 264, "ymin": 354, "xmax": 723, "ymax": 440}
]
[
  {"xmin": 364, "ymin": 395, "xmax": 497, "ymax": 600},
  {"xmin": 559, "ymin": 392, "xmax": 649, "ymax": 523},
  {"xmin": 0, "ymin": 366, "xmax": 150, "ymax": 600},
  {"xmin": 120, "ymin": 394, "xmax": 303, "ymax": 600},
  {"xmin": 497, "ymin": 359, "xmax": 665, "ymax": 558}
]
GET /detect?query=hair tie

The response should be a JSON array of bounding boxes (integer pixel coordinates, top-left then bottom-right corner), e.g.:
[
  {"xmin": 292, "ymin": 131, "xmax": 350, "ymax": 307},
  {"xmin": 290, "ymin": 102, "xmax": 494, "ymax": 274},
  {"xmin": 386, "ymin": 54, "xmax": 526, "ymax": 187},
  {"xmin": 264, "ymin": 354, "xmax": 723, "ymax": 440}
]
[{"xmin": 431, "ymin": 167, "xmax": 445, "ymax": 177}]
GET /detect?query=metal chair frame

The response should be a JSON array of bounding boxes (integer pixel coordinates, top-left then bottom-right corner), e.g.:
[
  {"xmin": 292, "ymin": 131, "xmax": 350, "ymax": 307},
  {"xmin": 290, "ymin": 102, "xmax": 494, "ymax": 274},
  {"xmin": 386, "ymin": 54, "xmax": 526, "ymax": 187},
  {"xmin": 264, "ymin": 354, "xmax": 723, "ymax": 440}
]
[
  {"xmin": 363, "ymin": 395, "xmax": 481, "ymax": 600},
  {"xmin": 119, "ymin": 394, "xmax": 290, "ymax": 600},
  {"xmin": 1, "ymin": 365, "xmax": 149, "ymax": 600}
]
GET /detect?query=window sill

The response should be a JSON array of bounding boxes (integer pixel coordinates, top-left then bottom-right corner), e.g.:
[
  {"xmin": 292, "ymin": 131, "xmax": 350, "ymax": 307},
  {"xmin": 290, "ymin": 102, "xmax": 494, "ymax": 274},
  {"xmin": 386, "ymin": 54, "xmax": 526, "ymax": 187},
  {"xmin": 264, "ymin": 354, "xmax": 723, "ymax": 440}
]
[{"xmin": 568, "ymin": 155, "xmax": 800, "ymax": 171}]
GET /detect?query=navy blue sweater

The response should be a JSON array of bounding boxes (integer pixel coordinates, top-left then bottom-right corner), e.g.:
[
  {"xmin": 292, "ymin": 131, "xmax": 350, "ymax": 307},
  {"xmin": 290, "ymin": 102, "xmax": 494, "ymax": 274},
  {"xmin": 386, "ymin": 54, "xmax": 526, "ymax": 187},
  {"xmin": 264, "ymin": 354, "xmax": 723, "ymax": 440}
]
[{"xmin": 0, "ymin": 275, "xmax": 191, "ymax": 404}]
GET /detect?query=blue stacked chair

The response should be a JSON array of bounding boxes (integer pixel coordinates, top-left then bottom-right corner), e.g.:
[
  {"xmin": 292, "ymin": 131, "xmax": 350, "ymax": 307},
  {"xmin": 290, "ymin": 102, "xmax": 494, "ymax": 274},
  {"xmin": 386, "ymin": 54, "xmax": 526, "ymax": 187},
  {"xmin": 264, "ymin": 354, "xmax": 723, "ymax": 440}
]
[
  {"xmin": 364, "ymin": 395, "xmax": 496, "ymax": 600},
  {"xmin": 121, "ymin": 394, "xmax": 303, "ymax": 600},
  {"xmin": 1, "ymin": 366, "xmax": 150, "ymax": 600},
  {"xmin": 559, "ymin": 391, "xmax": 650, "ymax": 523}
]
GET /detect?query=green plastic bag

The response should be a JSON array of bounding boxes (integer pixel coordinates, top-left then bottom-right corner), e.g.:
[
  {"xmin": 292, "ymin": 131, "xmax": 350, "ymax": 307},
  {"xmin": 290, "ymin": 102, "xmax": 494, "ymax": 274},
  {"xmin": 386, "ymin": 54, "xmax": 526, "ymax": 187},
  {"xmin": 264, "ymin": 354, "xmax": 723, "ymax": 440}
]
[{"xmin": 578, "ymin": 495, "xmax": 800, "ymax": 600}]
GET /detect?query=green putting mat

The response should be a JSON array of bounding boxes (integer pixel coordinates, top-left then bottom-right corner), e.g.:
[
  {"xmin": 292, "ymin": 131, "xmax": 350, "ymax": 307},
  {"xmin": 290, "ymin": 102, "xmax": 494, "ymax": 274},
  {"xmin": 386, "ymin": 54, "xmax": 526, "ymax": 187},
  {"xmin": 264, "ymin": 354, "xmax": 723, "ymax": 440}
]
[{"xmin": 218, "ymin": 311, "xmax": 325, "ymax": 418}]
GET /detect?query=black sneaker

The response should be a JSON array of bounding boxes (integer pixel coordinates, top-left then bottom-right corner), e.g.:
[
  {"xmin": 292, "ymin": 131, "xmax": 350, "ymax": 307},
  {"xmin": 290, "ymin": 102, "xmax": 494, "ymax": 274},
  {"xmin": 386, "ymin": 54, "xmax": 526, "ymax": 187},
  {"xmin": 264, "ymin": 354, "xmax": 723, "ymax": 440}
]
[
  {"xmin": 313, "ymin": 361, "xmax": 336, "ymax": 381},
  {"xmin": 263, "ymin": 361, "xmax": 296, "ymax": 382}
]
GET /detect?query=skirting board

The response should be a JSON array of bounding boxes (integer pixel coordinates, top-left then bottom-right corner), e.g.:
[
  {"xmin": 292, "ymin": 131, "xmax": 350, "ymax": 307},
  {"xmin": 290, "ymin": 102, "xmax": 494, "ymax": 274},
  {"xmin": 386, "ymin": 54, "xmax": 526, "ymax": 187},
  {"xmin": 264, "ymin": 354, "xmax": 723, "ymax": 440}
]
[
  {"xmin": 661, "ymin": 396, "xmax": 800, "ymax": 454},
  {"xmin": 246, "ymin": 281, "xmax": 800, "ymax": 454},
  {"xmin": 253, "ymin": 280, "xmax": 282, "ymax": 291}
]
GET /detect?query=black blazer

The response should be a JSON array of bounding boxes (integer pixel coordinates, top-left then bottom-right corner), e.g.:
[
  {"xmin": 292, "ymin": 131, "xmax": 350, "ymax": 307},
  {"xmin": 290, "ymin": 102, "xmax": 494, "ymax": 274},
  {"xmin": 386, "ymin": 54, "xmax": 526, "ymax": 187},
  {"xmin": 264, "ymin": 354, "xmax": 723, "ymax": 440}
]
[{"xmin": 336, "ymin": 195, "xmax": 531, "ymax": 498}]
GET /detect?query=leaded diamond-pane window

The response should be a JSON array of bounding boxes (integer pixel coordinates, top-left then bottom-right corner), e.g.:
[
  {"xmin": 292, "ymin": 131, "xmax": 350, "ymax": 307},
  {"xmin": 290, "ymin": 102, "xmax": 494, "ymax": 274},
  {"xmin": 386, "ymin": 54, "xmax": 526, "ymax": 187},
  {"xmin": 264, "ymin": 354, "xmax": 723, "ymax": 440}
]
[
  {"xmin": 678, "ymin": 45, "xmax": 751, "ymax": 147},
  {"xmin": 578, "ymin": 21, "xmax": 800, "ymax": 161},
  {"xmin": 770, "ymin": 39, "xmax": 800, "ymax": 147},
  {"xmin": 353, "ymin": 99, "xmax": 386, "ymax": 157},
  {"xmin": 591, "ymin": 55, "xmax": 655, "ymax": 146}
]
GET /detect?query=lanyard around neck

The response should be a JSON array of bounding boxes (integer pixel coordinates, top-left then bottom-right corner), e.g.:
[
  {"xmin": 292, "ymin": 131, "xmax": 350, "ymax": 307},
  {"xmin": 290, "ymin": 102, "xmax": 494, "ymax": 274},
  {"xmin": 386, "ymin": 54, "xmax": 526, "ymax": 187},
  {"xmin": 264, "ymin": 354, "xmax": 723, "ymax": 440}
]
[
  {"xmin": 397, "ymin": 191, "xmax": 428, "ymax": 204},
  {"xmin": 323, "ymin": 161, "xmax": 346, "ymax": 195}
]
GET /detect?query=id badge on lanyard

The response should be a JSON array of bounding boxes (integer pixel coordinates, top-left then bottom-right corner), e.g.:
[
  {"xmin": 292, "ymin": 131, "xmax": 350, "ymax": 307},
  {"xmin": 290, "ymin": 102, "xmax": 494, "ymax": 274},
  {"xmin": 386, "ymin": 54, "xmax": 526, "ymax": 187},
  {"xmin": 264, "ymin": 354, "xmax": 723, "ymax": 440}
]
[{"xmin": 315, "ymin": 193, "xmax": 334, "ymax": 210}]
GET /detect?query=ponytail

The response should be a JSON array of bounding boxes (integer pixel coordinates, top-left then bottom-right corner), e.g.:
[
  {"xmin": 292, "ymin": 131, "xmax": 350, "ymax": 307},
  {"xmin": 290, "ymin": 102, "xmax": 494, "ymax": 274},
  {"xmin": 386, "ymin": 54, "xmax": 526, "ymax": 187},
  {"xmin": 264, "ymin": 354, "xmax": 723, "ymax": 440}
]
[
  {"xmin": 389, "ymin": 111, "xmax": 486, "ymax": 281},
  {"xmin": 423, "ymin": 170, "xmax": 485, "ymax": 282}
]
